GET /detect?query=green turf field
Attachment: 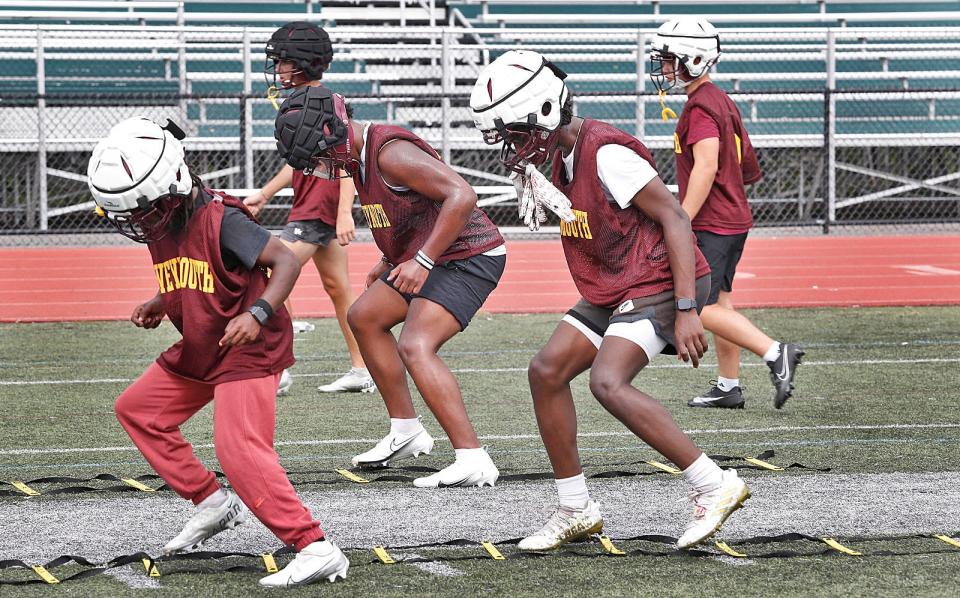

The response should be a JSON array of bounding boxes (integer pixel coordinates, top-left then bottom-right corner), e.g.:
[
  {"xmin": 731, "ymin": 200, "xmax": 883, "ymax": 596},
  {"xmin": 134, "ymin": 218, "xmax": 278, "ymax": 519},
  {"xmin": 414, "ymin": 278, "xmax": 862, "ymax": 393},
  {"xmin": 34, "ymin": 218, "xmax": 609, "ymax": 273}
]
[{"xmin": 1, "ymin": 307, "xmax": 959, "ymax": 596}]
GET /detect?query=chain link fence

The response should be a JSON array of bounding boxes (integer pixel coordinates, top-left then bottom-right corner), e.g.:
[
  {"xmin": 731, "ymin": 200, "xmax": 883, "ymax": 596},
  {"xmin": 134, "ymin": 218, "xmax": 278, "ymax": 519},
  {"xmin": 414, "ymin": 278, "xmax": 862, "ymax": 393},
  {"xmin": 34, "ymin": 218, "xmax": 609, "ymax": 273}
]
[{"xmin": 2, "ymin": 25, "xmax": 959, "ymax": 244}]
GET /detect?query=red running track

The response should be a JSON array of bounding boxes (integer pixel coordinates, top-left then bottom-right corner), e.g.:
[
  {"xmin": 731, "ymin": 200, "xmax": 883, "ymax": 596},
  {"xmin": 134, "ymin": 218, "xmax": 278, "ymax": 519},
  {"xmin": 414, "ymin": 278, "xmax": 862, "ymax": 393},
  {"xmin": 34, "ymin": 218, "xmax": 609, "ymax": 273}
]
[{"xmin": 1, "ymin": 236, "xmax": 959, "ymax": 322}]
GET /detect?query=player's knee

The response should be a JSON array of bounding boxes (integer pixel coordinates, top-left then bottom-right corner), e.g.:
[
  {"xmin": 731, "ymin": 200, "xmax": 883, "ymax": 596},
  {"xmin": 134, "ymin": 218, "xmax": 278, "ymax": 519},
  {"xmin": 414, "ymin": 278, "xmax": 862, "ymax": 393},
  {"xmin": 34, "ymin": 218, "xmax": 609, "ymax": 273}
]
[
  {"xmin": 346, "ymin": 302, "xmax": 368, "ymax": 333},
  {"xmin": 528, "ymin": 353, "xmax": 562, "ymax": 390},
  {"xmin": 588, "ymin": 370, "xmax": 623, "ymax": 406},
  {"xmin": 113, "ymin": 392, "xmax": 137, "ymax": 428},
  {"xmin": 397, "ymin": 334, "xmax": 432, "ymax": 366}
]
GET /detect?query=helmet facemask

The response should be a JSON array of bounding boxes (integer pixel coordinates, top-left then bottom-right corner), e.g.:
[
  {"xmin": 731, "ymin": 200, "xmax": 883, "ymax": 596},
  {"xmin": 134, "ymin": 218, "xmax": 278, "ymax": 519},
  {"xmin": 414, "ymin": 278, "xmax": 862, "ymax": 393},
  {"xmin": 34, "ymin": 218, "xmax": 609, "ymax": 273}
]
[
  {"xmin": 104, "ymin": 187, "xmax": 187, "ymax": 243},
  {"xmin": 496, "ymin": 117, "xmax": 563, "ymax": 175}
]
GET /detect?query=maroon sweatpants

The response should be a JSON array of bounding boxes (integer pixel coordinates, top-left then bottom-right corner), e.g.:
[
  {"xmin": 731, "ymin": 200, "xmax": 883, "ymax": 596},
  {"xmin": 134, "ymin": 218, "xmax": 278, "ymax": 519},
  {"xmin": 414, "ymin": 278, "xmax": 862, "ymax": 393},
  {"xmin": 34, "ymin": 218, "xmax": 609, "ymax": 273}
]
[{"xmin": 115, "ymin": 362, "xmax": 324, "ymax": 551}]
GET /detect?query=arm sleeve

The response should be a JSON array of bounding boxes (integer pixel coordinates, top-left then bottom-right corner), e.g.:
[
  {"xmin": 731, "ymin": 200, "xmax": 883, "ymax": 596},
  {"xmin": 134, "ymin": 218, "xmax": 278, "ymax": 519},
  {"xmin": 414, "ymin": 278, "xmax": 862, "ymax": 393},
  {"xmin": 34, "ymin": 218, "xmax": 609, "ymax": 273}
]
[
  {"xmin": 686, "ymin": 106, "xmax": 721, "ymax": 146},
  {"xmin": 219, "ymin": 207, "xmax": 271, "ymax": 270},
  {"xmin": 596, "ymin": 144, "xmax": 660, "ymax": 209}
]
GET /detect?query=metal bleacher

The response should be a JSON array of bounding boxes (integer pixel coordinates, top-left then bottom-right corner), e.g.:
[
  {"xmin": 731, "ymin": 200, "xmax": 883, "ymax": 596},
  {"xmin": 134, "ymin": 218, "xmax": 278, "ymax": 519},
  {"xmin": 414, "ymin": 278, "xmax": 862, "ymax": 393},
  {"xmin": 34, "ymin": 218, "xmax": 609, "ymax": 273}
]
[{"xmin": 1, "ymin": 0, "xmax": 959, "ymax": 233}]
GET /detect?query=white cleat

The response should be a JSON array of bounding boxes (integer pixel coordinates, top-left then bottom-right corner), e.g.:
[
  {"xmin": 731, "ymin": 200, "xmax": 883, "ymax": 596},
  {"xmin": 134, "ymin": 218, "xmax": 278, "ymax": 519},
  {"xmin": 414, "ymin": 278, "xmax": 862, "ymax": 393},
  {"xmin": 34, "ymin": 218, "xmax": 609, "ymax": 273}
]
[
  {"xmin": 351, "ymin": 427, "xmax": 435, "ymax": 469},
  {"xmin": 677, "ymin": 469, "xmax": 751, "ymax": 549},
  {"xmin": 277, "ymin": 369, "xmax": 293, "ymax": 397},
  {"xmin": 317, "ymin": 367, "xmax": 377, "ymax": 394},
  {"xmin": 412, "ymin": 450, "xmax": 499, "ymax": 488},
  {"xmin": 517, "ymin": 501, "xmax": 604, "ymax": 551},
  {"xmin": 162, "ymin": 491, "xmax": 247, "ymax": 555},
  {"xmin": 292, "ymin": 321, "xmax": 315, "ymax": 333},
  {"xmin": 258, "ymin": 540, "xmax": 349, "ymax": 588}
]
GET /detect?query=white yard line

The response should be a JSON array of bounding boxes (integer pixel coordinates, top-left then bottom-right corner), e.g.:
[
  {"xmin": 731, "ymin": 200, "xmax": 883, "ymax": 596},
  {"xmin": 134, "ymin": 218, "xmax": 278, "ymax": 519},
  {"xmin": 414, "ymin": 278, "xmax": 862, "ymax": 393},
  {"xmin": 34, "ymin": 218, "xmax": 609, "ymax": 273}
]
[
  {"xmin": 2, "ymin": 423, "xmax": 958, "ymax": 457},
  {"xmin": 3, "ymin": 357, "xmax": 960, "ymax": 387}
]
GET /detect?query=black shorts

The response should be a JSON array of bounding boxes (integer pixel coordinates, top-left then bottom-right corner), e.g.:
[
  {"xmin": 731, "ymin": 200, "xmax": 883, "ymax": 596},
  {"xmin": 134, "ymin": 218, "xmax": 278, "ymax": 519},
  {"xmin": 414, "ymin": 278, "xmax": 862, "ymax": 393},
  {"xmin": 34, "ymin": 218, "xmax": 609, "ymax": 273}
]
[
  {"xmin": 380, "ymin": 253, "xmax": 506, "ymax": 331},
  {"xmin": 695, "ymin": 230, "xmax": 749, "ymax": 305},
  {"xmin": 565, "ymin": 275, "xmax": 710, "ymax": 356},
  {"xmin": 280, "ymin": 220, "xmax": 336, "ymax": 246}
]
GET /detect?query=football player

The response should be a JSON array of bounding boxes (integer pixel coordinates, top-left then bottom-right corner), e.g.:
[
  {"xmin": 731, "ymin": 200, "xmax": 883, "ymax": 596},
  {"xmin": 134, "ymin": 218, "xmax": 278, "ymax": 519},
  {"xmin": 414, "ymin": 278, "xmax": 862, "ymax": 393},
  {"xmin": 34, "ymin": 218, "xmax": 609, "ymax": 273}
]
[
  {"xmin": 246, "ymin": 21, "xmax": 375, "ymax": 396},
  {"xmin": 89, "ymin": 116, "xmax": 347, "ymax": 587},
  {"xmin": 274, "ymin": 86, "xmax": 506, "ymax": 488},
  {"xmin": 651, "ymin": 17, "xmax": 804, "ymax": 409},
  {"xmin": 471, "ymin": 49, "xmax": 750, "ymax": 550}
]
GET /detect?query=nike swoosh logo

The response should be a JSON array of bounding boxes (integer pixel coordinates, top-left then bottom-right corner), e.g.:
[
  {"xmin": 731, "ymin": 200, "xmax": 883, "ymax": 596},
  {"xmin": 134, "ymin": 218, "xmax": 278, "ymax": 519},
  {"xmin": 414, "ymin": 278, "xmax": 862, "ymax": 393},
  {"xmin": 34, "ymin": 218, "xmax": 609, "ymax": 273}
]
[
  {"xmin": 389, "ymin": 434, "xmax": 417, "ymax": 453},
  {"xmin": 777, "ymin": 350, "xmax": 790, "ymax": 382},
  {"xmin": 437, "ymin": 476, "xmax": 471, "ymax": 488}
]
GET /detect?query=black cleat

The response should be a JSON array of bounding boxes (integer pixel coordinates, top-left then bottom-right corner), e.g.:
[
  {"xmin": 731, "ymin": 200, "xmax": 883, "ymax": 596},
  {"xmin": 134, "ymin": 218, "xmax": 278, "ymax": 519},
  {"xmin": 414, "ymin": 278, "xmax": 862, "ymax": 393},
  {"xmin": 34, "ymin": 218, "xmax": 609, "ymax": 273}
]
[
  {"xmin": 768, "ymin": 343, "xmax": 804, "ymax": 409},
  {"xmin": 688, "ymin": 382, "xmax": 745, "ymax": 409}
]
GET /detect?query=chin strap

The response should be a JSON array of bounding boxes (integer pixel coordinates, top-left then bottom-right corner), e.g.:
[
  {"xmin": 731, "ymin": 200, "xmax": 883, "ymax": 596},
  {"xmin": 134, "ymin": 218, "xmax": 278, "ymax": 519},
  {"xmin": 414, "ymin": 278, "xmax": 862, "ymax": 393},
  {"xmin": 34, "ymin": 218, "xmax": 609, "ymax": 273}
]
[{"xmin": 659, "ymin": 90, "xmax": 677, "ymax": 121}]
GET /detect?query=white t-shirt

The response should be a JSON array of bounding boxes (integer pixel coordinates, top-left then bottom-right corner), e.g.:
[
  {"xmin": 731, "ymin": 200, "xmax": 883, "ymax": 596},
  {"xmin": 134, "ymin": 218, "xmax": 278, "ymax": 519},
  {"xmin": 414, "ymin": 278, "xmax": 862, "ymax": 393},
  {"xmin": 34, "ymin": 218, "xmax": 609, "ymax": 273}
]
[{"xmin": 562, "ymin": 142, "xmax": 659, "ymax": 209}]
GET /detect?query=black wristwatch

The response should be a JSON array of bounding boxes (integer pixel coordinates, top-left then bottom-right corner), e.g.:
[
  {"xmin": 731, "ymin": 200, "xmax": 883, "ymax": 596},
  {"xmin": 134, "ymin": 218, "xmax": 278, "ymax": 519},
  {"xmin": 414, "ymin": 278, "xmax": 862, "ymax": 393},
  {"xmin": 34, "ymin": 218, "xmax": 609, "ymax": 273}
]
[
  {"xmin": 247, "ymin": 299, "xmax": 274, "ymax": 326},
  {"xmin": 675, "ymin": 298, "xmax": 698, "ymax": 312}
]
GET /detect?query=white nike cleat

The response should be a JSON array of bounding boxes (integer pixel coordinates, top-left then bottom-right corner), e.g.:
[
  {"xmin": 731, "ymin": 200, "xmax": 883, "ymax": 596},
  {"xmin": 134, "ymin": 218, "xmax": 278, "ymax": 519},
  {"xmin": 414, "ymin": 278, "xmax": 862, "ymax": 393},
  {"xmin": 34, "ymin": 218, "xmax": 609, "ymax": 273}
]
[
  {"xmin": 517, "ymin": 501, "xmax": 604, "ymax": 551},
  {"xmin": 162, "ymin": 491, "xmax": 247, "ymax": 555},
  {"xmin": 277, "ymin": 369, "xmax": 293, "ymax": 397},
  {"xmin": 258, "ymin": 540, "xmax": 349, "ymax": 588},
  {"xmin": 351, "ymin": 427, "xmax": 435, "ymax": 469},
  {"xmin": 317, "ymin": 367, "xmax": 377, "ymax": 393},
  {"xmin": 677, "ymin": 469, "xmax": 751, "ymax": 549},
  {"xmin": 412, "ymin": 450, "xmax": 499, "ymax": 488},
  {"xmin": 292, "ymin": 321, "xmax": 315, "ymax": 333}
]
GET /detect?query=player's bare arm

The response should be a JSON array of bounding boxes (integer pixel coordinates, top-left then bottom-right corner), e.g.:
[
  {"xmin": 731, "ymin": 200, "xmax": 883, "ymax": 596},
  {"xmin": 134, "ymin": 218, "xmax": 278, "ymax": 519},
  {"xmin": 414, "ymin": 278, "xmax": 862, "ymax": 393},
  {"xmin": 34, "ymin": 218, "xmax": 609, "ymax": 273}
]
[
  {"xmin": 336, "ymin": 174, "xmax": 357, "ymax": 246},
  {"xmin": 378, "ymin": 139, "xmax": 478, "ymax": 294},
  {"xmin": 220, "ymin": 237, "xmax": 301, "ymax": 347},
  {"xmin": 681, "ymin": 137, "xmax": 720, "ymax": 221},
  {"xmin": 244, "ymin": 164, "xmax": 294, "ymax": 217},
  {"xmin": 630, "ymin": 176, "xmax": 708, "ymax": 366}
]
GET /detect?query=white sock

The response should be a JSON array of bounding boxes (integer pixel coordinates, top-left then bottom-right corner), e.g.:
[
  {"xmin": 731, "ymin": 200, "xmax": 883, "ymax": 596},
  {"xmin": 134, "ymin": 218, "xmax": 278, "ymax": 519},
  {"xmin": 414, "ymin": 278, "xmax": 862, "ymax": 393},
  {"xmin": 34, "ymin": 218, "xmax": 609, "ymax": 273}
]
[
  {"xmin": 390, "ymin": 417, "xmax": 422, "ymax": 436},
  {"xmin": 198, "ymin": 488, "xmax": 228, "ymax": 509},
  {"xmin": 453, "ymin": 447, "xmax": 487, "ymax": 463},
  {"xmin": 682, "ymin": 453, "xmax": 724, "ymax": 492},
  {"xmin": 717, "ymin": 376, "xmax": 740, "ymax": 392},
  {"xmin": 555, "ymin": 473, "xmax": 590, "ymax": 510},
  {"xmin": 763, "ymin": 342, "xmax": 782, "ymax": 363}
]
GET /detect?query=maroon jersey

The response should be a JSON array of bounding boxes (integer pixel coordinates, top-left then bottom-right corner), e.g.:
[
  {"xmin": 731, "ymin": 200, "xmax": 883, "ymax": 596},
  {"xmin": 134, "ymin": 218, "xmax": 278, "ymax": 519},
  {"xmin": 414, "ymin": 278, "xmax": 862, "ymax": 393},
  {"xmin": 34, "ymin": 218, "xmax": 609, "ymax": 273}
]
[
  {"xmin": 551, "ymin": 119, "xmax": 711, "ymax": 307},
  {"xmin": 675, "ymin": 82, "xmax": 762, "ymax": 235},
  {"xmin": 355, "ymin": 124, "xmax": 503, "ymax": 265},
  {"xmin": 148, "ymin": 191, "xmax": 294, "ymax": 384},
  {"xmin": 290, "ymin": 169, "xmax": 339, "ymax": 226}
]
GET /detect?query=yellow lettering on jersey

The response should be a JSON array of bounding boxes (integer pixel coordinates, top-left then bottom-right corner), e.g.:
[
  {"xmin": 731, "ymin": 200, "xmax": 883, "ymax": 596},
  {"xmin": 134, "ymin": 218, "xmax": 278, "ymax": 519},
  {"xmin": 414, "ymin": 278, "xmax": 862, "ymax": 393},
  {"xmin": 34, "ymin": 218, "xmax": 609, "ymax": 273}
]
[
  {"xmin": 152, "ymin": 257, "xmax": 215, "ymax": 295},
  {"xmin": 361, "ymin": 204, "xmax": 392, "ymax": 229},
  {"xmin": 560, "ymin": 209, "xmax": 592, "ymax": 240},
  {"xmin": 734, "ymin": 133, "xmax": 742, "ymax": 164},
  {"xmin": 674, "ymin": 133, "xmax": 682, "ymax": 154}
]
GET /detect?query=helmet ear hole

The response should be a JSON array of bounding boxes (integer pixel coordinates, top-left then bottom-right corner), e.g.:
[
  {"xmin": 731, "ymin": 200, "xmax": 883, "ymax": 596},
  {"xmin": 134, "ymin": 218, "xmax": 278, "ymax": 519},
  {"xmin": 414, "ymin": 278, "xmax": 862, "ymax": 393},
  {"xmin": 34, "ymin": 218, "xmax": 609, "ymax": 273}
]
[{"xmin": 541, "ymin": 101, "xmax": 552, "ymax": 117}]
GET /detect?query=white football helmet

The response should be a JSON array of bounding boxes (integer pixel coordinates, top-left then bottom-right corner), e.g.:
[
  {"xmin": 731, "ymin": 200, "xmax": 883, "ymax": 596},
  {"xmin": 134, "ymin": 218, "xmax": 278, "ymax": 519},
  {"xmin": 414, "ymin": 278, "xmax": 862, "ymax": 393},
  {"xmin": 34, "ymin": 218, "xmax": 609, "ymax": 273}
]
[
  {"xmin": 650, "ymin": 17, "xmax": 721, "ymax": 91},
  {"xmin": 87, "ymin": 116, "xmax": 192, "ymax": 242},
  {"xmin": 470, "ymin": 49, "xmax": 569, "ymax": 173}
]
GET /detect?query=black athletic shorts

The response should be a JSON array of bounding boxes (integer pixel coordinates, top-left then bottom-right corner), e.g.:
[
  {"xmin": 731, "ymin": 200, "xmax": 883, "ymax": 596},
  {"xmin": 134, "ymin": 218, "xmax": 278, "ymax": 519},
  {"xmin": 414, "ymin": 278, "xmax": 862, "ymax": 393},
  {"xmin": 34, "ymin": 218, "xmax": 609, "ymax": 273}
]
[
  {"xmin": 280, "ymin": 219, "xmax": 336, "ymax": 246},
  {"xmin": 380, "ymin": 252, "xmax": 506, "ymax": 331},
  {"xmin": 695, "ymin": 230, "xmax": 749, "ymax": 306}
]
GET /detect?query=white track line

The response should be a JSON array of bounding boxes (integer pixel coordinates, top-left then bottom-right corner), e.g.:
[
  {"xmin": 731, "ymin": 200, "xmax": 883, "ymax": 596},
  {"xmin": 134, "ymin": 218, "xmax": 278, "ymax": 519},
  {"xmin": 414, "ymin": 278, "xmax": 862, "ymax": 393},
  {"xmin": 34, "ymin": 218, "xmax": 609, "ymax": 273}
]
[
  {"xmin": 3, "ymin": 357, "xmax": 959, "ymax": 387},
  {"xmin": 2, "ymin": 423, "xmax": 958, "ymax": 457}
]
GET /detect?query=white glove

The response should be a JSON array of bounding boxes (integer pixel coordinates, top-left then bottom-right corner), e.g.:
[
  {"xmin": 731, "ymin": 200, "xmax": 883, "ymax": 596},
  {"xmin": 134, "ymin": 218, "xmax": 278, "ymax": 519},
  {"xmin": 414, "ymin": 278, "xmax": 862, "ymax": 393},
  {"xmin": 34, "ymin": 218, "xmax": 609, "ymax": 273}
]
[
  {"xmin": 525, "ymin": 164, "xmax": 575, "ymax": 224},
  {"xmin": 511, "ymin": 168, "xmax": 545, "ymax": 231}
]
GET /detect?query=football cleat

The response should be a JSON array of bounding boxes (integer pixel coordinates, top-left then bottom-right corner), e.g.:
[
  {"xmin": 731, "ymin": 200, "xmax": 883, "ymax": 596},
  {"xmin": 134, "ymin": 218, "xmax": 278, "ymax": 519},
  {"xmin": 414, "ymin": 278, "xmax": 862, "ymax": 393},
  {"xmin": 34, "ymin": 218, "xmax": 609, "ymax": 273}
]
[
  {"xmin": 292, "ymin": 320, "xmax": 315, "ymax": 333},
  {"xmin": 517, "ymin": 500, "xmax": 603, "ymax": 551},
  {"xmin": 677, "ymin": 469, "xmax": 750, "ymax": 549},
  {"xmin": 412, "ymin": 450, "xmax": 499, "ymax": 488},
  {"xmin": 688, "ymin": 382, "xmax": 745, "ymax": 409},
  {"xmin": 162, "ymin": 491, "xmax": 247, "ymax": 555},
  {"xmin": 351, "ymin": 427, "xmax": 434, "ymax": 469},
  {"xmin": 277, "ymin": 369, "xmax": 293, "ymax": 396},
  {"xmin": 259, "ymin": 540, "xmax": 349, "ymax": 587},
  {"xmin": 767, "ymin": 343, "xmax": 804, "ymax": 409},
  {"xmin": 317, "ymin": 367, "xmax": 377, "ymax": 393}
]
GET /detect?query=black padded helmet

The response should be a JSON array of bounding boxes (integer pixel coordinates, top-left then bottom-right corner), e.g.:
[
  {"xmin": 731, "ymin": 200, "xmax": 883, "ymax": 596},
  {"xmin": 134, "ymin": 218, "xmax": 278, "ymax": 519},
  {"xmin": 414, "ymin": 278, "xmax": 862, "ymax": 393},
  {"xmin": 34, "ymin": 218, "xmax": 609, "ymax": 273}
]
[
  {"xmin": 275, "ymin": 86, "xmax": 356, "ymax": 178},
  {"xmin": 265, "ymin": 21, "xmax": 333, "ymax": 87}
]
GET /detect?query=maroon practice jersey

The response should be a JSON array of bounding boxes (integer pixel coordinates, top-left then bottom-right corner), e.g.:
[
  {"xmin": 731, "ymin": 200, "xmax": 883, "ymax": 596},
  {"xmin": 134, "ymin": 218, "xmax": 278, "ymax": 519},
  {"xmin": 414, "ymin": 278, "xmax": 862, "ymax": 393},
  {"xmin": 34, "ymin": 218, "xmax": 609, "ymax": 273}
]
[
  {"xmin": 551, "ymin": 119, "xmax": 710, "ymax": 307},
  {"xmin": 148, "ymin": 191, "xmax": 294, "ymax": 384},
  {"xmin": 290, "ymin": 169, "xmax": 339, "ymax": 226},
  {"xmin": 354, "ymin": 124, "xmax": 503, "ymax": 265},
  {"xmin": 675, "ymin": 82, "xmax": 762, "ymax": 235}
]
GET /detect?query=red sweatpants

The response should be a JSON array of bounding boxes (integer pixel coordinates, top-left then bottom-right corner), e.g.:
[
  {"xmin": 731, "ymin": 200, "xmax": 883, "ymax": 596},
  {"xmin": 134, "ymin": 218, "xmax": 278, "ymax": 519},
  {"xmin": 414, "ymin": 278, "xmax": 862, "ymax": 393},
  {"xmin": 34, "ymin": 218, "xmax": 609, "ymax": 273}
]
[{"xmin": 115, "ymin": 362, "xmax": 324, "ymax": 551}]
